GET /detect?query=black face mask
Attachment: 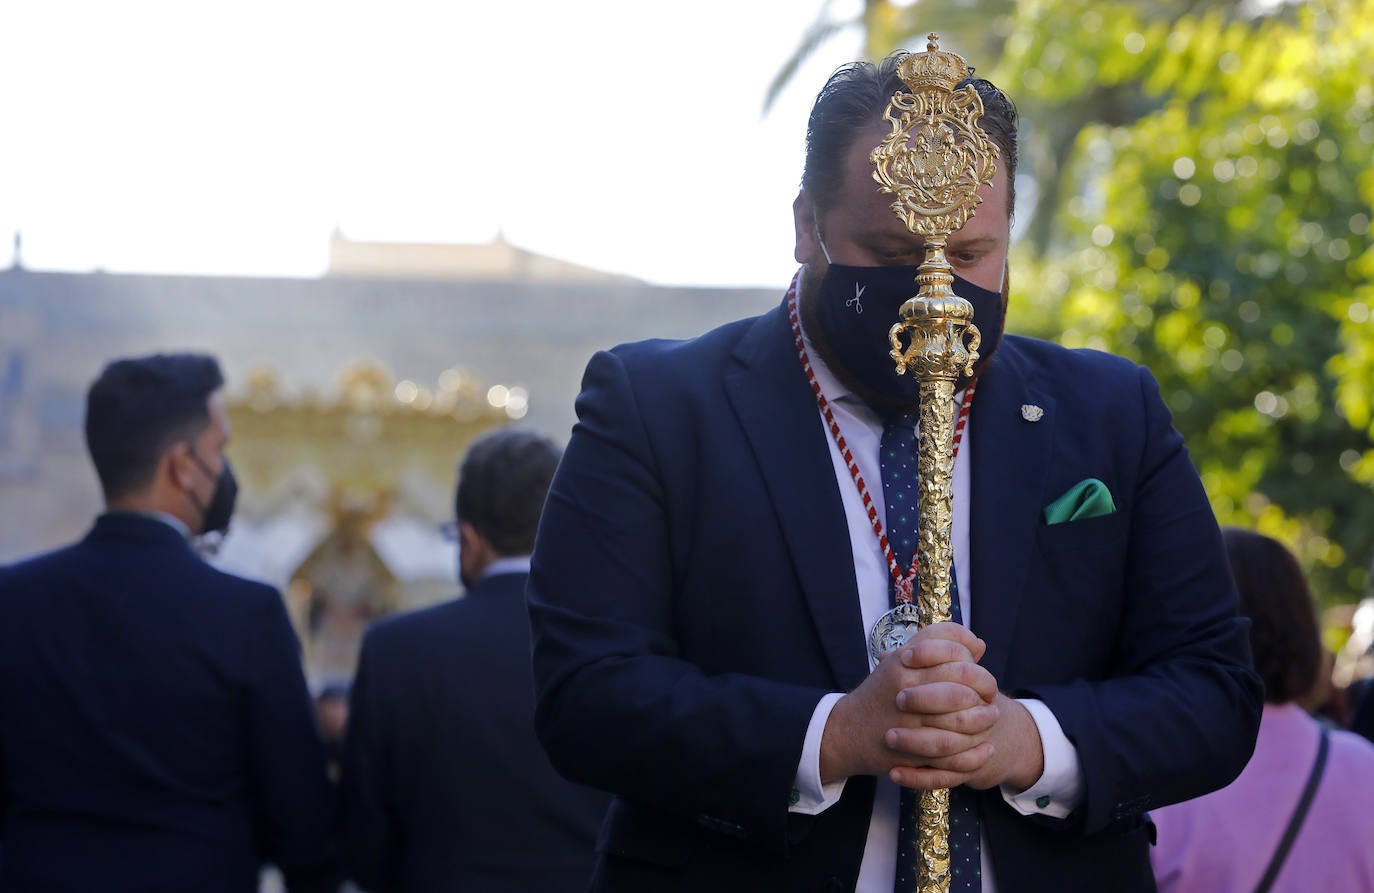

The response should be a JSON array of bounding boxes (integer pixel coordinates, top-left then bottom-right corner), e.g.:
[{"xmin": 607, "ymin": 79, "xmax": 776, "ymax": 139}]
[
  {"xmin": 189, "ymin": 452, "xmax": 238, "ymax": 536},
  {"xmin": 815, "ymin": 263, "xmax": 1005, "ymax": 404}
]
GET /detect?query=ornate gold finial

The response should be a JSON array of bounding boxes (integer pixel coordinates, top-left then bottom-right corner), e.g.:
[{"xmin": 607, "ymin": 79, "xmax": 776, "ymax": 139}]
[
  {"xmin": 242, "ymin": 367, "xmax": 282, "ymax": 412},
  {"xmin": 871, "ymin": 35, "xmax": 999, "ymax": 242},
  {"xmin": 338, "ymin": 360, "xmax": 395, "ymax": 413},
  {"xmin": 894, "ymin": 33, "xmax": 971, "ymax": 93}
]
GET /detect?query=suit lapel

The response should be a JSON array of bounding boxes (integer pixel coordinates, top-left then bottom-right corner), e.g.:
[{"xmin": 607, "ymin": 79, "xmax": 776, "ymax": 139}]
[
  {"xmin": 724, "ymin": 303, "xmax": 870, "ymax": 690},
  {"xmin": 968, "ymin": 338, "xmax": 1055, "ymax": 683}
]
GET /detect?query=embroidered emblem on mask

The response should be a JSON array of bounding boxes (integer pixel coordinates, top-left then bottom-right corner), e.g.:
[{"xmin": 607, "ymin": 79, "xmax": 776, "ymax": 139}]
[{"xmin": 847, "ymin": 283, "xmax": 865, "ymax": 314}]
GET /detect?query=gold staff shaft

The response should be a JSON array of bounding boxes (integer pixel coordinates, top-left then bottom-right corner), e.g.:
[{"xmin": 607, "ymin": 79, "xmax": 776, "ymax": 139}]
[
  {"xmin": 893, "ymin": 239, "xmax": 969, "ymax": 893},
  {"xmin": 872, "ymin": 34, "xmax": 998, "ymax": 893},
  {"xmin": 914, "ymin": 250, "xmax": 958, "ymax": 891}
]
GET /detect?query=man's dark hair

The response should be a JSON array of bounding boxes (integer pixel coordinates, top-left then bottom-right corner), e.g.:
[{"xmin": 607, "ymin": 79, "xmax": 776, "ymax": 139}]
[
  {"xmin": 455, "ymin": 428, "xmax": 562, "ymax": 557},
  {"xmin": 84, "ymin": 353, "xmax": 225, "ymax": 501},
  {"xmin": 802, "ymin": 51, "xmax": 1019, "ymax": 217},
  {"xmin": 1222, "ymin": 527, "xmax": 1324, "ymax": 704}
]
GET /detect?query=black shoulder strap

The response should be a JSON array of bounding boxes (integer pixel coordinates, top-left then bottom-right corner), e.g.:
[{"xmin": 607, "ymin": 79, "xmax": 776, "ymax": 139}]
[{"xmin": 1253, "ymin": 725, "xmax": 1330, "ymax": 893}]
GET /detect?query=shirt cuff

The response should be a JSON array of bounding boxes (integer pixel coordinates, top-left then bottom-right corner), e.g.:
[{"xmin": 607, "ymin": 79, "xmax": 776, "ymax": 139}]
[
  {"xmin": 789, "ymin": 692, "xmax": 848, "ymax": 814},
  {"xmin": 1000, "ymin": 698, "xmax": 1082, "ymax": 820}
]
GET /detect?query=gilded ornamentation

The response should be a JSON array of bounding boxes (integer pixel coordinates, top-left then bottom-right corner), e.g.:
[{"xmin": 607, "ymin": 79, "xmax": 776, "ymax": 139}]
[
  {"xmin": 871, "ymin": 35, "xmax": 999, "ymax": 240},
  {"xmin": 915, "ymin": 379, "xmax": 956, "ymax": 629},
  {"xmin": 224, "ymin": 360, "xmax": 514, "ymax": 680},
  {"xmin": 918, "ymin": 787, "xmax": 952, "ymax": 890},
  {"xmin": 227, "ymin": 361, "xmax": 512, "ymax": 500},
  {"xmin": 871, "ymin": 34, "xmax": 1000, "ymax": 893}
]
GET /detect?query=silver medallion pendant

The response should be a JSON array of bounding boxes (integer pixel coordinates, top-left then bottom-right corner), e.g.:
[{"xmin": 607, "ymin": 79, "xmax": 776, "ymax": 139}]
[{"xmin": 868, "ymin": 602, "xmax": 924, "ymax": 663}]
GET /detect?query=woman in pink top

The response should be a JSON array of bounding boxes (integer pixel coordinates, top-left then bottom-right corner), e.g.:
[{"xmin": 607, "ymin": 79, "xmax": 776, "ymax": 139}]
[{"xmin": 1150, "ymin": 528, "xmax": 1374, "ymax": 893}]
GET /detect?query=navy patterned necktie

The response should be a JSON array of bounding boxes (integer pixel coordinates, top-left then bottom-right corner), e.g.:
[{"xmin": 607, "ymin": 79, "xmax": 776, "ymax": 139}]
[{"xmin": 880, "ymin": 412, "xmax": 981, "ymax": 893}]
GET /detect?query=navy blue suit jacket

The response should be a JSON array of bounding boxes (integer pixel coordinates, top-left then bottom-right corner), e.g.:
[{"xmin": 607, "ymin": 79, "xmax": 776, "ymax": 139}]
[
  {"xmin": 0, "ymin": 513, "xmax": 337, "ymax": 893},
  {"xmin": 341, "ymin": 571, "xmax": 609, "ymax": 893},
  {"xmin": 527, "ymin": 301, "xmax": 1263, "ymax": 892}
]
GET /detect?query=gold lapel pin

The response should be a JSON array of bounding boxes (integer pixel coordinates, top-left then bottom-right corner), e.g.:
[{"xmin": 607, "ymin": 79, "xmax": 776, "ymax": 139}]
[{"xmin": 1021, "ymin": 404, "xmax": 1044, "ymax": 422}]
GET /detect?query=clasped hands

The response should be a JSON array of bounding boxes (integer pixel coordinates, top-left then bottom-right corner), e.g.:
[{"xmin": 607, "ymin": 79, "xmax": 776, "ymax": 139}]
[{"xmin": 819, "ymin": 622, "xmax": 1042, "ymax": 792}]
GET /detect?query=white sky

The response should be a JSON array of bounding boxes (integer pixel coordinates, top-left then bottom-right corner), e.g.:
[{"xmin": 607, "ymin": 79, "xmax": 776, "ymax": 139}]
[{"xmin": 0, "ymin": 0, "xmax": 884, "ymax": 288}]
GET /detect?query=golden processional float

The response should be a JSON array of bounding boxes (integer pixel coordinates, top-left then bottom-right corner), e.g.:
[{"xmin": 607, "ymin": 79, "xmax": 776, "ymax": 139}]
[
  {"xmin": 872, "ymin": 35, "xmax": 999, "ymax": 893},
  {"xmin": 222, "ymin": 361, "xmax": 517, "ymax": 682}
]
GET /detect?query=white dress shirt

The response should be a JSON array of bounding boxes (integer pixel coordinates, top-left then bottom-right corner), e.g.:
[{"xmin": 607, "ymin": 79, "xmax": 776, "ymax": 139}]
[
  {"xmin": 479, "ymin": 555, "xmax": 532, "ymax": 580},
  {"xmin": 788, "ymin": 325, "xmax": 1082, "ymax": 892},
  {"xmin": 109, "ymin": 509, "xmax": 191, "ymax": 539}
]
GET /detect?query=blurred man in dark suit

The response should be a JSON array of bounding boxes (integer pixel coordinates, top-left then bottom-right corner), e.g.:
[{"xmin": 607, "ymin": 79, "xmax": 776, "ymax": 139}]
[
  {"xmin": 0, "ymin": 353, "xmax": 337, "ymax": 893},
  {"xmin": 341, "ymin": 428, "xmax": 608, "ymax": 893}
]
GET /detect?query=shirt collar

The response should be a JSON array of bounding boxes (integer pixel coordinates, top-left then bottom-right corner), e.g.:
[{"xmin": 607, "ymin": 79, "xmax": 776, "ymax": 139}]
[
  {"xmin": 481, "ymin": 555, "xmax": 531, "ymax": 580},
  {"xmin": 103, "ymin": 509, "xmax": 192, "ymax": 540}
]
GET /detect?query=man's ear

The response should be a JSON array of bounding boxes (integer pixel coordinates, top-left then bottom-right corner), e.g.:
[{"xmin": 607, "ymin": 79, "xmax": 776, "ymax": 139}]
[
  {"xmin": 793, "ymin": 190, "xmax": 820, "ymax": 265},
  {"xmin": 459, "ymin": 521, "xmax": 498, "ymax": 580},
  {"xmin": 1001, "ymin": 259, "xmax": 1010, "ymax": 312},
  {"xmin": 165, "ymin": 440, "xmax": 197, "ymax": 492},
  {"xmin": 458, "ymin": 521, "xmax": 482, "ymax": 555},
  {"xmin": 459, "ymin": 521, "xmax": 498, "ymax": 562}
]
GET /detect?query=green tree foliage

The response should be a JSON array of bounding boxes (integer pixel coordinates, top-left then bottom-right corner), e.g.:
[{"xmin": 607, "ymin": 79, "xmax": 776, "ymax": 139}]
[
  {"xmin": 780, "ymin": 0, "xmax": 1374, "ymax": 604},
  {"xmin": 999, "ymin": 0, "xmax": 1374, "ymax": 604}
]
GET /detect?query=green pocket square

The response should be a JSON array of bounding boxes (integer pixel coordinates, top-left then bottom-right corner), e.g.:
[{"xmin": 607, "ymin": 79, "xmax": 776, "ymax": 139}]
[{"xmin": 1043, "ymin": 478, "xmax": 1116, "ymax": 525}]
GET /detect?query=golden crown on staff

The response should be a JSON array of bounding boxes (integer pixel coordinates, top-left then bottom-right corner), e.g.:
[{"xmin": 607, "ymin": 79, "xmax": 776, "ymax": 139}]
[{"xmin": 870, "ymin": 34, "xmax": 999, "ymax": 893}]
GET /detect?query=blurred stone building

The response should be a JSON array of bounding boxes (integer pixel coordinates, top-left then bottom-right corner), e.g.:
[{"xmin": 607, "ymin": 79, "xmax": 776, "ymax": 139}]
[{"xmin": 0, "ymin": 233, "xmax": 775, "ymax": 682}]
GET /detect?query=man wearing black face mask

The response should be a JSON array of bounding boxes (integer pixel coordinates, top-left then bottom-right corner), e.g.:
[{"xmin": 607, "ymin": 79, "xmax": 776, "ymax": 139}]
[
  {"xmin": 527, "ymin": 51, "xmax": 1261, "ymax": 893},
  {"xmin": 186, "ymin": 439, "xmax": 238, "ymax": 541},
  {"xmin": 0, "ymin": 353, "xmax": 339, "ymax": 893}
]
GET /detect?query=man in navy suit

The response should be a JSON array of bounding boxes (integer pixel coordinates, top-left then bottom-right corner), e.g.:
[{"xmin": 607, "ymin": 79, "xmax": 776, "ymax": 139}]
[
  {"xmin": 527, "ymin": 54, "xmax": 1262, "ymax": 892},
  {"xmin": 341, "ymin": 428, "xmax": 609, "ymax": 892},
  {"xmin": 0, "ymin": 354, "xmax": 337, "ymax": 892}
]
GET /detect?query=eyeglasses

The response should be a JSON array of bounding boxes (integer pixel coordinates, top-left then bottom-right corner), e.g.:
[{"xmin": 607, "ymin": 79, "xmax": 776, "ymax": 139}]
[{"xmin": 438, "ymin": 521, "xmax": 459, "ymax": 542}]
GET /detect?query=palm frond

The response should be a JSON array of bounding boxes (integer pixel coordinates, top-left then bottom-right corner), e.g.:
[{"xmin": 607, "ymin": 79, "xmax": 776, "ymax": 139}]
[{"xmin": 763, "ymin": 15, "xmax": 852, "ymax": 114}]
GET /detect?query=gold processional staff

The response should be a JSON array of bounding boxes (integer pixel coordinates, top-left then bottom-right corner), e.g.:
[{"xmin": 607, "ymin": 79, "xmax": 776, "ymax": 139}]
[{"xmin": 867, "ymin": 34, "xmax": 1000, "ymax": 893}]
